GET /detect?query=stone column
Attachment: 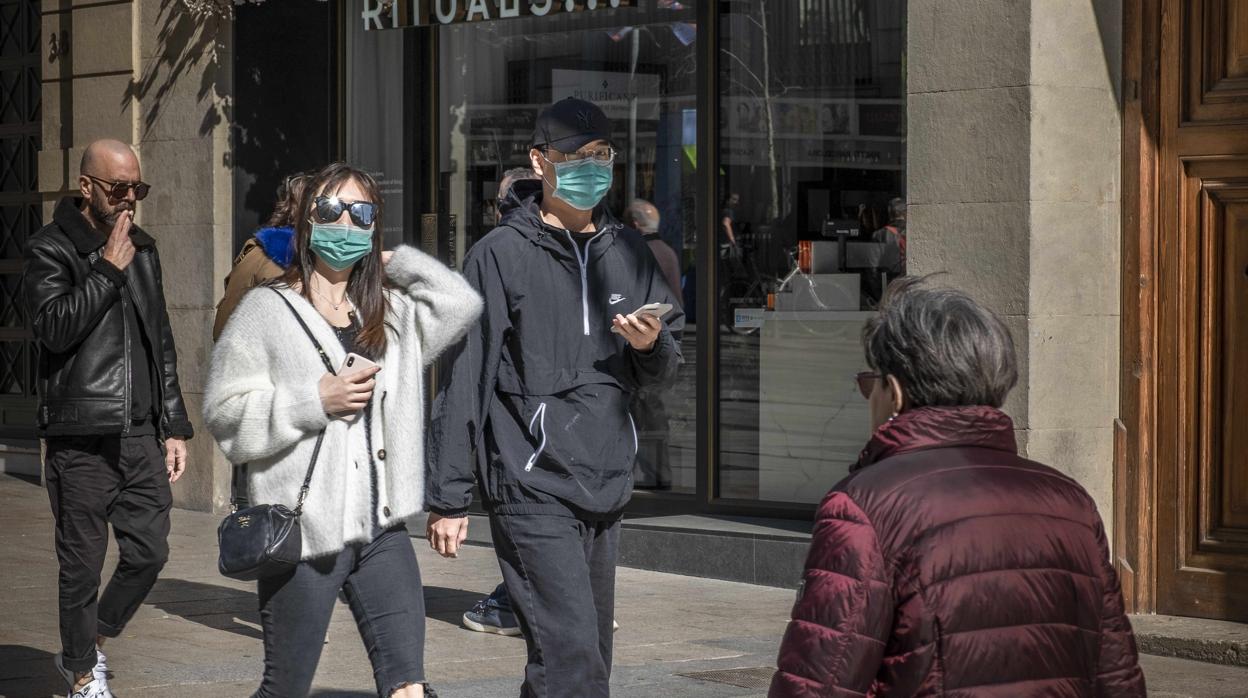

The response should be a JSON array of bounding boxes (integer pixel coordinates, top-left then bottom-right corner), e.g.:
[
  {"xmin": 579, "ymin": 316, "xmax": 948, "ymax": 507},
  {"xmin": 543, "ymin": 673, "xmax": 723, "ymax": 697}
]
[
  {"xmin": 908, "ymin": 0, "xmax": 1122, "ymax": 531},
  {"xmin": 40, "ymin": 1, "xmax": 234, "ymax": 512}
]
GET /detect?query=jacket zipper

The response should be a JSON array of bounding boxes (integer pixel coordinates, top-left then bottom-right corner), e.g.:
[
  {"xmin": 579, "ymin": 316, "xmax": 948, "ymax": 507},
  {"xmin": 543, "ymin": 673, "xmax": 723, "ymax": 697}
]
[
  {"xmin": 628, "ymin": 413, "xmax": 638, "ymax": 459},
  {"xmin": 564, "ymin": 229, "xmax": 607, "ymax": 336},
  {"xmin": 523, "ymin": 402, "xmax": 548, "ymax": 472},
  {"xmin": 120, "ymin": 286, "xmax": 132, "ymax": 437}
]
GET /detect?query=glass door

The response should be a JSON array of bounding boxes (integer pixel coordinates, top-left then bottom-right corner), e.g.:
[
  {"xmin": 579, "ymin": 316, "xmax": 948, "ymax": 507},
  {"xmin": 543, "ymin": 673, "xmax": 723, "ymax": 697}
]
[
  {"xmin": 715, "ymin": 0, "xmax": 908, "ymax": 507},
  {"xmin": 436, "ymin": 2, "xmax": 701, "ymax": 500}
]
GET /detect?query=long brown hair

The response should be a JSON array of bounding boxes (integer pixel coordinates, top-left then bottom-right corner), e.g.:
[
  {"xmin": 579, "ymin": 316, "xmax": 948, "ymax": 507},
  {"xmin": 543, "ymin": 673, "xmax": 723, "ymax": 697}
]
[{"xmin": 280, "ymin": 162, "xmax": 390, "ymax": 359}]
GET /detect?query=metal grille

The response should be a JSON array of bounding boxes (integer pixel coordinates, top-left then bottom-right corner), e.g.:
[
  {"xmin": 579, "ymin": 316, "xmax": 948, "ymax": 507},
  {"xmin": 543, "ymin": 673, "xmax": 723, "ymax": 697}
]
[
  {"xmin": 679, "ymin": 666, "xmax": 777, "ymax": 689},
  {"xmin": 0, "ymin": 0, "xmax": 41, "ymax": 437}
]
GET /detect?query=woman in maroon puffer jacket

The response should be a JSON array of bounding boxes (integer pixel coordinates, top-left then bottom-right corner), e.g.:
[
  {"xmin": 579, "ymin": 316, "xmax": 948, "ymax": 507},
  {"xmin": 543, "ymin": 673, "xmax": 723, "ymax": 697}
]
[{"xmin": 770, "ymin": 277, "xmax": 1145, "ymax": 697}]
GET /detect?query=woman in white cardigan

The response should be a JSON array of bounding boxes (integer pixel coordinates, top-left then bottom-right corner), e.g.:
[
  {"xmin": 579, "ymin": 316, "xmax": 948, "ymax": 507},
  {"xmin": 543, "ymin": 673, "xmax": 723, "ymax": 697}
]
[{"xmin": 205, "ymin": 163, "xmax": 481, "ymax": 698}]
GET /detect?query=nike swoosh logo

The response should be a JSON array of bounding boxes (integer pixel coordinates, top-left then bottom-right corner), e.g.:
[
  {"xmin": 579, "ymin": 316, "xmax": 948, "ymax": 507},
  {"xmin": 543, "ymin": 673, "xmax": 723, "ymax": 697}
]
[{"xmin": 609, "ymin": 295, "xmax": 627, "ymax": 305}]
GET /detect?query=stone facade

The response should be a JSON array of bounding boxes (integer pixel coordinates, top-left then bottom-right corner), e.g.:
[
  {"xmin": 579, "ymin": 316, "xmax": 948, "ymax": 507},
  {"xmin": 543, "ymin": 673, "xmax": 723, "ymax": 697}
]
[
  {"xmin": 32, "ymin": 1, "xmax": 1125, "ymax": 524},
  {"xmin": 39, "ymin": 0, "xmax": 235, "ymax": 512},
  {"xmin": 908, "ymin": 0, "xmax": 1123, "ymax": 533}
]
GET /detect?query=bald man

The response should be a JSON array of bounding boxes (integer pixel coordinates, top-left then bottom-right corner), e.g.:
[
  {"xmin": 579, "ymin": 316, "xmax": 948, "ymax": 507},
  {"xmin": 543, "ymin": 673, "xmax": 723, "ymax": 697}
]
[{"xmin": 25, "ymin": 138, "xmax": 193, "ymax": 698}]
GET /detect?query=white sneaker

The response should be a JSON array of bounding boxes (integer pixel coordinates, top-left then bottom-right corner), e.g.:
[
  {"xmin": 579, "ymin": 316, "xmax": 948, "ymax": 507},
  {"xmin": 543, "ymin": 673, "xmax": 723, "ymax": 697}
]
[
  {"xmin": 55, "ymin": 653, "xmax": 115, "ymax": 698},
  {"xmin": 92, "ymin": 648, "xmax": 113, "ymax": 683}
]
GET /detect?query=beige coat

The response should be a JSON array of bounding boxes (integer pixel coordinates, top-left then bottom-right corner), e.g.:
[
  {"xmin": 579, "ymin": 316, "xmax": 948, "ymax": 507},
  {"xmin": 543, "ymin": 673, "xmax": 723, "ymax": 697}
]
[{"xmin": 213, "ymin": 238, "xmax": 286, "ymax": 341}]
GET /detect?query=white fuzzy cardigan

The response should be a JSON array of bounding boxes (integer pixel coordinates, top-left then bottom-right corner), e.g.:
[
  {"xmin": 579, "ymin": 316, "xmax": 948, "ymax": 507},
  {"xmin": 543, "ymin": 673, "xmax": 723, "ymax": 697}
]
[{"xmin": 204, "ymin": 245, "xmax": 482, "ymax": 559}]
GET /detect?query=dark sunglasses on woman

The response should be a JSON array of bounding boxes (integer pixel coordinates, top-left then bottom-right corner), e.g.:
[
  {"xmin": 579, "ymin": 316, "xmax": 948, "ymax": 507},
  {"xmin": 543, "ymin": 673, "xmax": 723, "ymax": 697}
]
[
  {"xmin": 314, "ymin": 195, "xmax": 377, "ymax": 229},
  {"xmin": 85, "ymin": 174, "xmax": 150, "ymax": 201}
]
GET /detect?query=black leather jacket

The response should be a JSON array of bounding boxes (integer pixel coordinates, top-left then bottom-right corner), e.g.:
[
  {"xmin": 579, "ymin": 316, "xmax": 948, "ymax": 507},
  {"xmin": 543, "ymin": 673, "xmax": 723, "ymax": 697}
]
[{"xmin": 24, "ymin": 198, "xmax": 193, "ymax": 439}]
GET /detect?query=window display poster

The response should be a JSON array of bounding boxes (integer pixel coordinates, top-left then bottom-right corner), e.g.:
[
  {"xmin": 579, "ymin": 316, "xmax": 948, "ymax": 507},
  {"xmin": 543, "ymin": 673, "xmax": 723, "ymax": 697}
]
[{"xmin": 551, "ymin": 69, "xmax": 662, "ymax": 122}]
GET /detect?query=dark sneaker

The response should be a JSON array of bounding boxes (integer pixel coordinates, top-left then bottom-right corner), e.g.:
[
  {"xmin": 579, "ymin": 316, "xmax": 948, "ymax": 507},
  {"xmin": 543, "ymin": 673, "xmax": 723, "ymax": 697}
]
[{"xmin": 462, "ymin": 597, "xmax": 522, "ymax": 636}]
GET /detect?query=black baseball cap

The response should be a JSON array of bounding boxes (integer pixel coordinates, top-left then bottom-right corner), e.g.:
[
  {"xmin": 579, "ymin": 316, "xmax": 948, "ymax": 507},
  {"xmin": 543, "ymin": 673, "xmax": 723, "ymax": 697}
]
[{"xmin": 532, "ymin": 98, "xmax": 612, "ymax": 154}]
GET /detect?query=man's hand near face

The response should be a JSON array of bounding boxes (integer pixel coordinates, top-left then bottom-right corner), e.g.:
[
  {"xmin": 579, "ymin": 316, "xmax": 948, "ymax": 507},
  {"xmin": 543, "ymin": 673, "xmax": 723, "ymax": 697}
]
[{"xmin": 102, "ymin": 210, "xmax": 136, "ymax": 271}]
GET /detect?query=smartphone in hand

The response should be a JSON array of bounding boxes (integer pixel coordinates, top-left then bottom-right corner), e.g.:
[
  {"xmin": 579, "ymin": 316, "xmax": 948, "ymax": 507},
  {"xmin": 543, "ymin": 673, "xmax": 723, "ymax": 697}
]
[
  {"xmin": 610, "ymin": 302, "xmax": 674, "ymax": 334},
  {"xmin": 337, "ymin": 353, "xmax": 379, "ymax": 422}
]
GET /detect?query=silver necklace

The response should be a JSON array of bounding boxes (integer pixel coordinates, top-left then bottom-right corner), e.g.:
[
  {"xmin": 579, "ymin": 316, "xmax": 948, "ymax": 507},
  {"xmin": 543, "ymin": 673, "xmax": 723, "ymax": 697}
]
[{"xmin": 311, "ymin": 279, "xmax": 348, "ymax": 311}]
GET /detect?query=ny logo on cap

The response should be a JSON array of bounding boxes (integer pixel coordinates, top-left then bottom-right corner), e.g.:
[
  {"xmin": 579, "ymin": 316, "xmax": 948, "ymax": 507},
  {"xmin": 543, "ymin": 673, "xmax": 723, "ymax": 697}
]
[{"xmin": 577, "ymin": 109, "xmax": 593, "ymax": 130}]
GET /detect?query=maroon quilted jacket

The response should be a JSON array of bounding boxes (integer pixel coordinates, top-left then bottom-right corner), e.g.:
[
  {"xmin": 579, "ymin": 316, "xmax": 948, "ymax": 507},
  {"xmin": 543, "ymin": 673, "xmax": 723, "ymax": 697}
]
[{"xmin": 771, "ymin": 406, "xmax": 1145, "ymax": 697}]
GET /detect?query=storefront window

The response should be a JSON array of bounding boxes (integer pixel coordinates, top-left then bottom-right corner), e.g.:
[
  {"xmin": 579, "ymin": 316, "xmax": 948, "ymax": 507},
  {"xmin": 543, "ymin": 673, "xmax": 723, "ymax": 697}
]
[
  {"xmin": 345, "ymin": 0, "xmax": 409, "ymax": 248},
  {"xmin": 439, "ymin": 2, "xmax": 699, "ymax": 494},
  {"xmin": 717, "ymin": 1, "xmax": 907, "ymax": 504}
]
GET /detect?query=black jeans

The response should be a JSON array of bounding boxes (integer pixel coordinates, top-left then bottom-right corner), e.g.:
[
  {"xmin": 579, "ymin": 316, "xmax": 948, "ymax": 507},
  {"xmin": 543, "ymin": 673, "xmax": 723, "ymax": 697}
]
[
  {"xmin": 44, "ymin": 435, "xmax": 172, "ymax": 673},
  {"xmin": 490, "ymin": 513, "xmax": 621, "ymax": 698},
  {"xmin": 254, "ymin": 526, "xmax": 426, "ymax": 698}
]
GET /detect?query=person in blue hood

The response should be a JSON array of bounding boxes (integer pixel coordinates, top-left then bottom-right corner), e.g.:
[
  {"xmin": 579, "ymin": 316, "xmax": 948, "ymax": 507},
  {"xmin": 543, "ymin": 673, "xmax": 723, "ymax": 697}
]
[
  {"xmin": 426, "ymin": 98, "xmax": 683, "ymax": 698},
  {"xmin": 212, "ymin": 172, "xmax": 308, "ymax": 340}
]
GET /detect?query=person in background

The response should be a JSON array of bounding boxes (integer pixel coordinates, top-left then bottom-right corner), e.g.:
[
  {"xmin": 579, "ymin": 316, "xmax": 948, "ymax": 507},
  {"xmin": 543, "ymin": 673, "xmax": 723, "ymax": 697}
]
[
  {"xmin": 874, "ymin": 196, "xmax": 907, "ymax": 279},
  {"xmin": 212, "ymin": 172, "xmax": 310, "ymax": 341},
  {"xmin": 623, "ymin": 199, "xmax": 680, "ymax": 302},
  {"xmin": 427, "ymin": 97, "xmax": 682, "ymax": 698},
  {"xmin": 720, "ymin": 191, "xmax": 740, "ymax": 248},
  {"xmin": 622, "ymin": 199, "xmax": 679, "ymax": 490},
  {"xmin": 770, "ymin": 276, "xmax": 1145, "ymax": 697},
  {"xmin": 460, "ymin": 166, "xmax": 540, "ymax": 638},
  {"xmin": 25, "ymin": 139, "xmax": 194, "ymax": 698},
  {"xmin": 213, "ymin": 172, "xmax": 312, "ymax": 511},
  {"xmin": 205, "ymin": 162, "xmax": 481, "ymax": 698}
]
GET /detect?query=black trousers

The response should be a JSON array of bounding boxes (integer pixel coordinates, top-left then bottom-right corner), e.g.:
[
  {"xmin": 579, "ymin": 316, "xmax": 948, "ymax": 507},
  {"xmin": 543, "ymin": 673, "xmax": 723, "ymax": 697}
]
[
  {"xmin": 253, "ymin": 526, "xmax": 426, "ymax": 698},
  {"xmin": 44, "ymin": 435, "xmax": 171, "ymax": 673},
  {"xmin": 490, "ymin": 513, "xmax": 621, "ymax": 698}
]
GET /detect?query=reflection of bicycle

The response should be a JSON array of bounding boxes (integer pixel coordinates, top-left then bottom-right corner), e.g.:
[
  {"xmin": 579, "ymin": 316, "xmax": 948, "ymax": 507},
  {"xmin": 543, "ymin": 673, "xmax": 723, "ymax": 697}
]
[{"xmin": 719, "ymin": 242, "xmax": 769, "ymax": 336}]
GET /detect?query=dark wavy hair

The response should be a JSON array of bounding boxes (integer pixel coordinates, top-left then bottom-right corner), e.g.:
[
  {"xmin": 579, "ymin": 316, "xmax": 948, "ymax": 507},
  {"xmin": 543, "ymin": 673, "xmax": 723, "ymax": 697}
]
[
  {"xmin": 266, "ymin": 172, "xmax": 312, "ymax": 228},
  {"xmin": 280, "ymin": 162, "xmax": 390, "ymax": 359}
]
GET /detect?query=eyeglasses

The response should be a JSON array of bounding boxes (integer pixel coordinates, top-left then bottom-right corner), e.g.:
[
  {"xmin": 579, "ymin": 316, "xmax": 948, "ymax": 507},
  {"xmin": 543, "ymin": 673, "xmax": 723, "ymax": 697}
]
[
  {"xmin": 855, "ymin": 371, "xmax": 881, "ymax": 400},
  {"xmin": 545, "ymin": 145, "xmax": 617, "ymax": 164},
  {"xmin": 84, "ymin": 174, "xmax": 150, "ymax": 201},
  {"xmin": 313, "ymin": 195, "xmax": 378, "ymax": 229}
]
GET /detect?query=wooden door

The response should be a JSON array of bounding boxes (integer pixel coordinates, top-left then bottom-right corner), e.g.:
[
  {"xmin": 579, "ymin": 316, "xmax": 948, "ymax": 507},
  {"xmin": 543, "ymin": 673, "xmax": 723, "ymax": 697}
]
[{"xmin": 1154, "ymin": 0, "xmax": 1248, "ymax": 621}]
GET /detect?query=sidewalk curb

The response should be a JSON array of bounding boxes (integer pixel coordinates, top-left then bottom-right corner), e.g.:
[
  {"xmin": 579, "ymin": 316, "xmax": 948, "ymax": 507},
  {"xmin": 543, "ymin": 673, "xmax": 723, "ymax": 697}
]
[{"xmin": 1132, "ymin": 615, "xmax": 1248, "ymax": 668}]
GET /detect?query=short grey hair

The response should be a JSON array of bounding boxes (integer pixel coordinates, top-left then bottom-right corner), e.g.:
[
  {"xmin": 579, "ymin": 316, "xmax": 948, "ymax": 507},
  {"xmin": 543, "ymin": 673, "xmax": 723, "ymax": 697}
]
[{"xmin": 863, "ymin": 276, "xmax": 1018, "ymax": 408}]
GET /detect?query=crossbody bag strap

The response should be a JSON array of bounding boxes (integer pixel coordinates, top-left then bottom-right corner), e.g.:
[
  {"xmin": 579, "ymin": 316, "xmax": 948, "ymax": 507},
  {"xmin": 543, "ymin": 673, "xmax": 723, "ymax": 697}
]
[
  {"xmin": 270, "ymin": 287, "xmax": 337, "ymax": 374},
  {"xmin": 270, "ymin": 287, "xmax": 337, "ymax": 516}
]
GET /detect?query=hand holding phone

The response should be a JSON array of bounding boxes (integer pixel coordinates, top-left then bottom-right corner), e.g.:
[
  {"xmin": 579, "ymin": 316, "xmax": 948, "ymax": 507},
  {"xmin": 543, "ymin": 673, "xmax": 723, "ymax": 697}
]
[
  {"xmin": 610, "ymin": 302, "xmax": 673, "ymax": 334},
  {"xmin": 318, "ymin": 354, "xmax": 380, "ymax": 420}
]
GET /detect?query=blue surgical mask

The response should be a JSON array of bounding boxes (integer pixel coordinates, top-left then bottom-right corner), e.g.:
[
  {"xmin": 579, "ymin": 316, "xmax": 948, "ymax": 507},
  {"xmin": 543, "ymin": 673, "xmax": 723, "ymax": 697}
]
[
  {"xmin": 546, "ymin": 157, "xmax": 613, "ymax": 211},
  {"xmin": 309, "ymin": 222, "xmax": 373, "ymax": 271}
]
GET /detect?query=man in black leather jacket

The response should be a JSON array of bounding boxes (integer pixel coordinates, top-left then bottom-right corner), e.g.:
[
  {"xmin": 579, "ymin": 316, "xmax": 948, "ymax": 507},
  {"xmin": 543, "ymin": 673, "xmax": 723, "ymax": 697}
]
[{"xmin": 23, "ymin": 139, "xmax": 193, "ymax": 698}]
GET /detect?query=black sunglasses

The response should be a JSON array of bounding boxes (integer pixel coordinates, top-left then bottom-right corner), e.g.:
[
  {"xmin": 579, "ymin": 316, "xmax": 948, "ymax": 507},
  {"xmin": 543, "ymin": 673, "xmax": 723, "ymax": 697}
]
[
  {"xmin": 313, "ymin": 195, "xmax": 377, "ymax": 229},
  {"xmin": 855, "ymin": 371, "xmax": 881, "ymax": 400},
  {"xmin": 85, "ymin": 174, "xmax": 150, "ymax": 201}
]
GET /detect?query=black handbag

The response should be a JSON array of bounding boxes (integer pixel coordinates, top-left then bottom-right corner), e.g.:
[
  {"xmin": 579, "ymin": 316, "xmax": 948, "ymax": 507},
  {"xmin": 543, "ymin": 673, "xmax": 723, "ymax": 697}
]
[{"xmin": 217, "ymin": 288, "xmax": 337, "ymax": 581}]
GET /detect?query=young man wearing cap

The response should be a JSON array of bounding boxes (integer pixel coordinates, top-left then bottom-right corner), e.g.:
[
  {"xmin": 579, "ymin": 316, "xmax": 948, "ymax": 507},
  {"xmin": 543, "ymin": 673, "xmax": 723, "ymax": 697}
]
[{"xmin": 425, "ymin": 98, "xmax": 683, "ymax": 697}]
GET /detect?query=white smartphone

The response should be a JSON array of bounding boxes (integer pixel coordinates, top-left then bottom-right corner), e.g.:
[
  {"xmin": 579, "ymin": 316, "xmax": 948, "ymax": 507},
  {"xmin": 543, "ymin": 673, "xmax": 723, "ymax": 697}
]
[
  {"xmin": 611, "ymin": 302, "xmax": 674, "ymax": 334},
  {"xmin": 337, "ymin": 353, "xmax": 379, "ymax": 422}
]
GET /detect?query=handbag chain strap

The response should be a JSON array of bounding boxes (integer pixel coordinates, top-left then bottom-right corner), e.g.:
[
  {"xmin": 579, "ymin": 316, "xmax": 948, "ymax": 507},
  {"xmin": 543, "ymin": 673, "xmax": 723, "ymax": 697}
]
[{"xmin": 270, "ymin": 287, "xmax": 339, "ymax": 517}]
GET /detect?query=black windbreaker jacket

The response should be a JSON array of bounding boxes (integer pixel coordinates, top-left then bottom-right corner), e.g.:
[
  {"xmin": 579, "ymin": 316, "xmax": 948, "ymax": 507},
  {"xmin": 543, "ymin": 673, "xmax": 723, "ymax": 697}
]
[{"xmin": 426, "ymin": 182, "xmax": 684, "ymax": 518}]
